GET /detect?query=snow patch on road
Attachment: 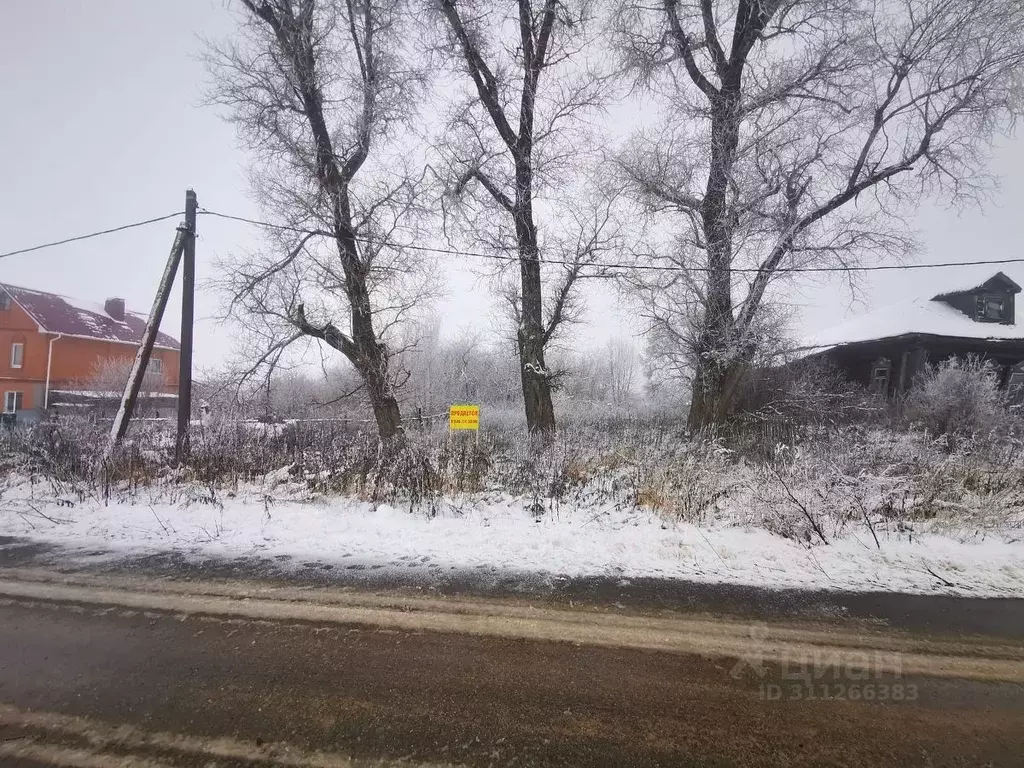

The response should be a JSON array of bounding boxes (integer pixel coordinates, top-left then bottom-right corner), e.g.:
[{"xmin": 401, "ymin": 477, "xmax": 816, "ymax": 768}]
[{"xmin": 0, "ymin": 478, "xmax": 1021, "ymax": 597}]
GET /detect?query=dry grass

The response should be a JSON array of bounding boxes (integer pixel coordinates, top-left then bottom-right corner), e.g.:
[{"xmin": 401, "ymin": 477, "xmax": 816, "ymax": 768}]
[{"xmin": 1, "ymin": 411, "xmax": 1022, "ymax": 542}]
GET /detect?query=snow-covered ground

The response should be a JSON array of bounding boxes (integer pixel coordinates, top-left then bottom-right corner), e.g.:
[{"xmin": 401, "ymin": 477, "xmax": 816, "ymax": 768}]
[{"xmin": 1, "ymin": 478, "xmax": 1021, "ymax": 597}]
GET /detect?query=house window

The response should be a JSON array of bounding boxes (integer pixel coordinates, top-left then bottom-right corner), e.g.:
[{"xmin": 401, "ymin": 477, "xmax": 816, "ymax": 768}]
[
  {"xmin": 149, "ymin": 357, "xmax": 163, "ymax": 376},
  {"xmin": 870, "ymin": 358, "xmax": 891, "ymax": 394},
  {"xmin": 0, "ymin": 293, "xmax": 9, "ymax": 311},
  {"xmin": 10, "ymin": 342, "xmax": 23, "ymax": 369},
  {"xmin": 978, "ymin": 294, "xmax": 1006, "ymax": 322},
  {"xmin": 3, "ymin": 391, "xmax": 23, "ymax": 413}
]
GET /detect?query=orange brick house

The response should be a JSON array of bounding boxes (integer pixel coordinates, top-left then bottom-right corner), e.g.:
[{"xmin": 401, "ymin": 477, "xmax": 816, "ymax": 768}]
[{"xmin": 0, "ymin": 282, "xmax": 179, "ymax": 423}]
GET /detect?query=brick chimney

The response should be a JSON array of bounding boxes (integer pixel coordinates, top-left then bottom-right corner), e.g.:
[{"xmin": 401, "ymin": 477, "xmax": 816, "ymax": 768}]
[{"xmin": 105, "ymin": 297, "xmax": 126, "ymax": 322}]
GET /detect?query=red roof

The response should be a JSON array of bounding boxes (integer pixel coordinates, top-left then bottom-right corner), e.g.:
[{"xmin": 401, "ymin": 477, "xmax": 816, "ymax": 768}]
[{"xmin": 0, "ymin": 283, "xmax": 180, "ymax": 350}]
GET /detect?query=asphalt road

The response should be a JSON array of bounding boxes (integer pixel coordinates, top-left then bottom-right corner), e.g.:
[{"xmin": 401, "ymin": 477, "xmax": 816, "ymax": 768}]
[{"xmin": 0, "ymin": 573, "xmax": 1022, "ymax": 767}]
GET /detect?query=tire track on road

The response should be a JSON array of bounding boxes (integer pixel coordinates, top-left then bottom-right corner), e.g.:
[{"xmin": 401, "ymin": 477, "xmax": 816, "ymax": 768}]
[
  {"xmin": 0, "ymin": 703, "xmax": 451, "ymax": 768},
  {"xmin": 0, "ymin": 570, "xmax": 1022, "ymax": 683}
]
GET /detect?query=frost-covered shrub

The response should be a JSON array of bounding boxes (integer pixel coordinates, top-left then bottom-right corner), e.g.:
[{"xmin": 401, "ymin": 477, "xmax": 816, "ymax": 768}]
[
  {"xmin": 732, "ymin": 357, "xmax": 879, "ymax": 427},
  {"xmin": 713, "ymin": 358, "xmax": 885, "ymax": 463},
  {"xmin": 632, "ymin": 443, "xmax": 735, "ymax": 523},
  {"xmin": 748, "ymin": 436, "xmax": 915, "ymax": 544},
  {"xmin": 906, "ymin": 356, "xmax": 1007, "ymax": 441},
  {"xmin": 743, "ymin": 425, "xmax": 1024, "ymax": 542},
  {"xmin": 4, "ymin": 408, "xmax": 1022, "ymax": 536},
  {"xmin": 0, "ymin": 418, "xmax": 167, "ymax": 484}
]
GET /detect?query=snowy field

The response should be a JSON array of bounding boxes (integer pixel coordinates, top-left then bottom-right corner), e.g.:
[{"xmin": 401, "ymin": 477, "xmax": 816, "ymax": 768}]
[{"xmin": 1, "ymin": 477, "xmax": 1021, "ymax": 598}]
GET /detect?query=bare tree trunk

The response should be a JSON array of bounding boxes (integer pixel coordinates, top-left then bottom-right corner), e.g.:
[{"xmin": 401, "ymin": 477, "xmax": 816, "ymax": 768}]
[
  {"xmin": 343, "ymin": 258, "xmax": 404, "ymax": 441},
  {"xmin": 514, "ymin": 180, "xmax": 555, "ymax": 433},
  {"xmin": 687, "ymin": 357, "xmax": 745, "ymax": 433},
  {"xmin": 368, "ymin": 378, "xmax": 403, "ymax": 440},
  {"xmin": 356, "ymin": 336, "xmax": 403, "ymax": 441},
  {"xmin": 518, "ymin": 329, "xmax": 555, "ymax": 432},
  {"xmin": 688, "ymin": 88, "xmax": 743, "ymax": 430}
]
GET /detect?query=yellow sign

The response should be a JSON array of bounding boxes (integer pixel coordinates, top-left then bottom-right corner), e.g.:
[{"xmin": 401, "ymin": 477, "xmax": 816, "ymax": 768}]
[{"xmin": 449, "ymin": 404, "xmax": 480, "ymax": 430}]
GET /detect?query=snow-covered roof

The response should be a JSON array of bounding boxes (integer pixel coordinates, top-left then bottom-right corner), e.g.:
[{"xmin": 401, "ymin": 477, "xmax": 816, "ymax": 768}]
[
  {"xmin": 0, "ymin": 283, "xmax": 179, "ymax": 350},
  {"xmin": 924, "ymin": 267, "xmax": 1021, "ymax": 299},
  {"xmin": 796, "ymin": 270, "xmax": 1024, "ymax": 356}
]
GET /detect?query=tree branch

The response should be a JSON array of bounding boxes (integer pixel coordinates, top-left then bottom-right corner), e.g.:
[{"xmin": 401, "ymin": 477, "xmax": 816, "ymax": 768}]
[
  {"xmin": 543, "ymin": 263, "xmax": 584, "ymax": 345},
  {"xmin": 699, "ymin": 0, "xmax": 728, "ymax": 77},
  {"xmin": 455, "ymin": 167, "xmax": 515, "ymax": 213},
  {"xmin": 292, "ymin": 302, "xmax": 358, "ymax": 360},
  {"xmin": 664, "ymin": 0, "xmax": 719, "ymax": 97},
  {"xmin": 439, "ymin": 0, "xmax": 520, "ymax": 151}
]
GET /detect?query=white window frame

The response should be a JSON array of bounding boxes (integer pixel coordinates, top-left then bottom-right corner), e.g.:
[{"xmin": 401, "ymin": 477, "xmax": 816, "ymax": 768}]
[
  {"xmin": 149, "ymin": 357, "xmax": 163, "ymax": 375},
  {"xmin": 3, "ymin": 391, "xmax": 23, "ymax": 413},
  {"xmin": 10, "ymin": 342, "xmax": 23, "ymax": 369},
  {"xmin": 0, "ymin": 294, "xmax": 10, "ymax": 311}
]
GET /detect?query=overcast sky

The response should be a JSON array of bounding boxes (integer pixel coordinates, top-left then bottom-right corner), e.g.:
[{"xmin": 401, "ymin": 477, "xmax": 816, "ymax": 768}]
[{"xmin": 2, "ymin": 1, "xmax": 1023, "ymax": 376}]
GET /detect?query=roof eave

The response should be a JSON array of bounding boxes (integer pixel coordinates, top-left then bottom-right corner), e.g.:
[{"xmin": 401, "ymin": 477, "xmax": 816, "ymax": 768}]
[
  {"xmin": 801, "ymin": 331, "xmax": 1024, "ymax": 354},
  {"xmin": 1, "ymin": 285, "xmax": 49, "ymax": 334},
  {"xmin": 44, "ymin": 330, "xmax": 180, "ymax": 352}
]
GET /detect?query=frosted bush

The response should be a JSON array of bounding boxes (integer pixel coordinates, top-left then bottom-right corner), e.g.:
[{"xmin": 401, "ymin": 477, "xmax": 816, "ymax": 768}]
[
  {"xmin": 906, "ymin": 356, "xmax": 1007, "ymax": 441},
  {"xmin": 1, "ymin": 409, "xmax": 1022, "ymax": 537}
]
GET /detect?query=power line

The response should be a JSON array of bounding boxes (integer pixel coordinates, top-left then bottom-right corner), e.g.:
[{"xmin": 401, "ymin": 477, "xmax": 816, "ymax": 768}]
[
  {"xmin": 199, "ymin": 208, "xmax": 528, "ymax": 263},
  {"xmin": 197, "ymin": 208, "xmax": 1024, "ymax": 276},
  {"xmin": 0, "ymin": 212, "xmax": 185, "ymax": 260},
  {"xmin": 5, "ymin": 205, "xmax": 1023, "ymax": 277},
  {"xmin": 199, "ymin": 209, "xmax": 329, "ymax": 238}
]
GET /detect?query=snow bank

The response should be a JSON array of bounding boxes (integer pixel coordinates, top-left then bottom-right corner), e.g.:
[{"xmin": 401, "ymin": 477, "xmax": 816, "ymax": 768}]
[{"xmin": 0, "ymin": 480, "xmax": 1021, "ymax": 598}]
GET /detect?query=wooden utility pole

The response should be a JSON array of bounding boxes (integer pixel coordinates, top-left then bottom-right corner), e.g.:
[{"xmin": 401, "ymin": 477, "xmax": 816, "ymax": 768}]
[
  {"xmin": 176, "ymin": 189, "xmax": 197, "ymax": 463},
  {"xmin": 106, "ymin": 225, "xmax": 187, "ymax": 457}
]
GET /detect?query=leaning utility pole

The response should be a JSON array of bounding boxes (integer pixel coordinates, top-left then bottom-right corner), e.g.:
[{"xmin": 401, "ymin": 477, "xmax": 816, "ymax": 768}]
[
  {"xmin": 107, "ymin": 189, "xmax": 199, "ymax": 461},
  {"xmin": 176, "ymin": 189, "xmax": 197, "ymax": 463},
  {"xmin": 106, "ymin": 224, "xmax": 187, "ymax": 456}
]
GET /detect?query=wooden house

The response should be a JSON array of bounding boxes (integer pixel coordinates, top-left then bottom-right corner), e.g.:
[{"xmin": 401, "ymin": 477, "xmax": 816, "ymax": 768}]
[{"xmin": 794, "ymin": 271, "xmax": 1024, "ymax": 396}]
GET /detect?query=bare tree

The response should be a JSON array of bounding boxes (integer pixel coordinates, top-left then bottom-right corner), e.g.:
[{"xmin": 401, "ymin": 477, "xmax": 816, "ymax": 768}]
[
  {"xmin": 58, "ymin": 358, "xmax": 173, "ymax": 419},
  {"xmin": 549, "ymin": 337, "xmax": 639, "ymax": 404},
  {"xmin": 394, "ymin": 315, "xmax": 522, "ymax": 414},
  {"xmin": 207, "ymin": 0, "xmax": 430, "ymax": 443},
  {"xmin": 605, "ymin": 337, "xmax": 639, "ymax": 405},
  {"xmin": 428, "ymin": 0, "xmax": 613, "ymax": 433},
  {"xmin": 614, "ymin": 0, "xmax": 1024, "ymax": 430},
  {"xmin": 77, "ymin": 358, "xmax": 168, "ymax": 397}
]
